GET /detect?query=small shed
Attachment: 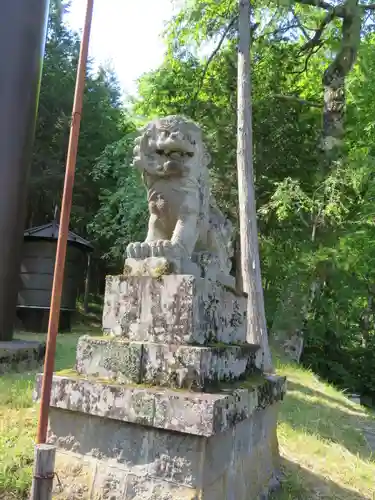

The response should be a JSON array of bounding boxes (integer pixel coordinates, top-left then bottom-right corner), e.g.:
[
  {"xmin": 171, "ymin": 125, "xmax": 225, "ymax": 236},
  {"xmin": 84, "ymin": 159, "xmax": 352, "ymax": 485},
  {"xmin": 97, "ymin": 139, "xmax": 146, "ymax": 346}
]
[{"xmin": 17, "ymin": 220, "xmax": 93, "ymax": 332}]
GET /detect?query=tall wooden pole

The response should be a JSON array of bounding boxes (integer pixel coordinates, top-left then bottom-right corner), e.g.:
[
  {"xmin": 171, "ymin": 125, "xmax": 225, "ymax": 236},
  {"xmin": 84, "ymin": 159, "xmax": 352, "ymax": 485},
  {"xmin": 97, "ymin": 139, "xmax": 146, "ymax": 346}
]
[
  {"xmin": 237, "ymin": 0, "xmax": 273, "ymax": 372},
  {"xmin": 0, "ymin": 0, "xmax": 50, "ymax": 341},
  {"xmin": 36, "ymin": 0, "xmax": 94, "ymax": 445}
]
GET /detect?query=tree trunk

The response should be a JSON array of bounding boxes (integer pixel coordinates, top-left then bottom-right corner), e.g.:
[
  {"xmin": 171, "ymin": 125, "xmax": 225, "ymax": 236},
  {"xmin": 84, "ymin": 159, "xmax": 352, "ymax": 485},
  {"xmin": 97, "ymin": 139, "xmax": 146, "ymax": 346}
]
[
  {"xmin": 237, "ymin": 0, "xmax": 273, "ymax": 372},
  {"xmin": 321, "ymin": 0, "xmax": 361, "ymax": 159},
  {"xmin": 234, "ymin": 233, "xmax": 243, "ymax": 293}
]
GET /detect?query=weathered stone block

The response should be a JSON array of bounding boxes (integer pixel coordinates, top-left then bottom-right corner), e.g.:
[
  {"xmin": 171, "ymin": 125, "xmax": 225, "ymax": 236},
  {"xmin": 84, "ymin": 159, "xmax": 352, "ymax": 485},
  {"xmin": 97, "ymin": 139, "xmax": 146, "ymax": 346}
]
[
  {"xmin": 124, "ymin": 474, "xmax": 196, "ymax": 499},
  {"xmin": 102, "ymin": 274, "xmax": 246, "ymax": 344},
  {"xmin": 47, "ymin": 409, "xmax": 151, "ymax": 473},
  {"xmin": 52, "ymin": 452, "xmax": 94, "ymax": 499},
  {"xmin": 91, "ymin": 464, "xmax": 127, "ymax": 500},
  {"xmin": 76, "ymin": 336, "xmax": 260, "ymax": 390},
  {"xmin": 148, "ymin": 429, "xmax": 204, "ymax": 486},
  {"xmin": 34, "ymin": 373, "xmax": 286, "ymax": 438},
  {"xmin": 258, "ymin": 374, "xmax": 287, "ymax": 409},
  {"xmin": 47, "ymin": 403, "xmax": 282, "ymax": 499},
  {"xmin": 76, "ymin": 336, "xmax": 143, "ymax": 384},
  {"xmin": 36, "ymin": 375, "xmax": 156, "ymax": 427},
  {"xmin": 142, "ymin": 342, "xmax": 259, "ymax": 389},
  {"xmin": 0, "ymin": 339, "xmax": 45, "ymax": 374},
  {"xmin": 48, "ymin": 407, "xmax": 205, "ymax": 488}
]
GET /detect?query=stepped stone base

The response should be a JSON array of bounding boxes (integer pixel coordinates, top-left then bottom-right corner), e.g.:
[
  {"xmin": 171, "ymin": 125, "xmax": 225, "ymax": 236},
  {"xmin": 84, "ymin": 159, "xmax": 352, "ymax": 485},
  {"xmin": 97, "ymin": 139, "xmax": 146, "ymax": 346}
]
[
  {"xmin": 33, "ymin": 271, "xmax": 287, "ymax": 498},
  {"xmin": 0, "ymin": 339, "xmax": 45, "ymax": 374},
  {"xmin": 34, "ymin": 374, "xmax": 286, "ymax": 500},
  {"xmin": 76, "ymin": 336, "xmax": 260, "ymax": 390}
]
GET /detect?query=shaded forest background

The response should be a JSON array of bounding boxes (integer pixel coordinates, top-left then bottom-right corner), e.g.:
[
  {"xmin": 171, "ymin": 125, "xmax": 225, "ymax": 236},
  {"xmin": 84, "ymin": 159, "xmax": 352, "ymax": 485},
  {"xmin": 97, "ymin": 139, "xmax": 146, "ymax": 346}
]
[{"xmin": 31, "ymin": 0, "xmax": 375, "ymax": 399}]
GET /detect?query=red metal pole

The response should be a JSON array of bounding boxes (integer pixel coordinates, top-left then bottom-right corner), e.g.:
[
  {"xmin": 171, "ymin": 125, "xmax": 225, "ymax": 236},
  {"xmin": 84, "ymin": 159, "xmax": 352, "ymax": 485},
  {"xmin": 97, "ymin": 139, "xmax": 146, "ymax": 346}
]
[{"xmin": 36, "ymin": 0, "xmax": 94, "ymax": 444}]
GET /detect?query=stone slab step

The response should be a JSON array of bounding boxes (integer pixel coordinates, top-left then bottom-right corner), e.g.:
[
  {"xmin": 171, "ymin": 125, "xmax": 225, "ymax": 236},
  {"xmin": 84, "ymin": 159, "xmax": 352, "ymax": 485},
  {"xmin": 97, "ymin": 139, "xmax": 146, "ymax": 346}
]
[
  {"xmin": 76, "ymin": 335, "xmax": 260, "ymax": 390},
  {"xmin": 33, "ymin": 373, "xmax": 286, "ymax": 437}
]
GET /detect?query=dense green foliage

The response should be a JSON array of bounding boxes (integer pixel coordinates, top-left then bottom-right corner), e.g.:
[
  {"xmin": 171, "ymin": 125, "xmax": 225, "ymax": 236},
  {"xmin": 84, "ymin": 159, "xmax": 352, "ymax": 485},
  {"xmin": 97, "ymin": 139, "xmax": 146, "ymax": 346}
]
[
  {"xmin": 30, "ymin": 0, "xmax": 375, "ymax": 398},
  {"xmin": 130, "ymin": 0, "xmax": 375, "ymax": 398},
  {"xmin": 29, "ymin": 0, "xmax": 125, "ymax": 239},
  {"xmin": 88, "ymin": 133, "xmax": 148, "ymax": 263}
]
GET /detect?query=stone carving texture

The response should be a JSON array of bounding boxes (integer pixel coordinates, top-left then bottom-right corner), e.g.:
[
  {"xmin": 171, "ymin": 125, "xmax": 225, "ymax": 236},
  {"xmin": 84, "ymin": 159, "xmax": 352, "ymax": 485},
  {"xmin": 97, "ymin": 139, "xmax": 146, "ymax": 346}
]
[
  {"xmin": 102, "ymin": 274, "xmax": 247, "ymax": 345},
  {"xmin": 47, "ymin": 400, "xmax": 283, "ymax": 499},
  {"xmin": 125, "ymin": 115, "xmax": 234, "ymax": 280},
  {"xmin": 34, "ymin": 373, "xmax": 286, "ymax": 437},
  {"xmin": 76, "ymin": 336, "xmax": 260, "ymax": 390}
]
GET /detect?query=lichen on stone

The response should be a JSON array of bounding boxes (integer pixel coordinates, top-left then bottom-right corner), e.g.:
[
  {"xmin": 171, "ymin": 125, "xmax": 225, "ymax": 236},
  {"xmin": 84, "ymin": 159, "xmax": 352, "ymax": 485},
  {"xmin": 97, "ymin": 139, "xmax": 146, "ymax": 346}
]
[{"xmin": 123, "ymin": 264, "xmax": 132, "ymax": 276}]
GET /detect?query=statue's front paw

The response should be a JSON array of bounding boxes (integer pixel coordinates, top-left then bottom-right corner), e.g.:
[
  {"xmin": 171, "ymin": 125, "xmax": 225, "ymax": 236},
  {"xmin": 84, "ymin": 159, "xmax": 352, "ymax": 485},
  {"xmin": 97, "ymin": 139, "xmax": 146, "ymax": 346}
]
[
  {"xmin": 127, "ymin": 240, "xmax": 182, "ymax": 259},
  {"xmin": 126, "ymin": 242, "xmax": 151, "ymax": 259},
  {"xmin": 148, "ymin": 240, "xmax": 174, "ymax": 257}
]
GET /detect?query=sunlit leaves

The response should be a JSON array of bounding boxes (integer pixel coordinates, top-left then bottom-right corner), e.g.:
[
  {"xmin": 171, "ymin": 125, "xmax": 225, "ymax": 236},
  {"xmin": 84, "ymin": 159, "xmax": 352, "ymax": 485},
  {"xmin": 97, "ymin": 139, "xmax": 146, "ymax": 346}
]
[{"xmin": 29, "ymin": 0, "xmax": 124, "ymax": 240}]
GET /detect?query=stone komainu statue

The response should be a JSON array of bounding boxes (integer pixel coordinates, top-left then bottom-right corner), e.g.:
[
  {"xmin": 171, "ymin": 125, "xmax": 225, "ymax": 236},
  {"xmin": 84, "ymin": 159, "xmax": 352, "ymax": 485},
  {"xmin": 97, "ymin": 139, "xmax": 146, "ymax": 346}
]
[{"xmin": 126, "ymin": 115, "xmax": 233, "ymax": 280}]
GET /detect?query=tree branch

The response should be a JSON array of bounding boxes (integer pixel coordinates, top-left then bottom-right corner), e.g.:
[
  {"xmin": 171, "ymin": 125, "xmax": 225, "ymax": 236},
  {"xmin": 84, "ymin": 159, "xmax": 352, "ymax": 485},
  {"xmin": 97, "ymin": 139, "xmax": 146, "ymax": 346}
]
[
  {"xmin": 193, "ymin": 15, "xmax": 238, "ymax": 102},
  {"xmin": 293, "ymin": 0, "xmax": 346, "ymax": 17},
  {"xmin": 273, "ymin": 94, "xmax": 322, "ymax": 107},
  {"xmin": 293, "ymin": 0, "xmax": 340, "ymax": 12},
  {"xmin": 265, "ymin": 22, "xmax": 305, "ymax": 39},
  {"xmin": 301, "ymin": 10, "xmax": 336, "ymax": 51},
  {"xmin": 297, "ymin": 210, "xmax": 310, "ymax": 227},
  {"xmin": 293, "ymin": 42, "xmax": 324, "ymax": 76},
  {"xmin": 291, "ymin": 8, "xmax": 313, "ymax": 39},
  {"xmin": 293, "ymin": 0, "xmax": 375, "ymax": 15}
]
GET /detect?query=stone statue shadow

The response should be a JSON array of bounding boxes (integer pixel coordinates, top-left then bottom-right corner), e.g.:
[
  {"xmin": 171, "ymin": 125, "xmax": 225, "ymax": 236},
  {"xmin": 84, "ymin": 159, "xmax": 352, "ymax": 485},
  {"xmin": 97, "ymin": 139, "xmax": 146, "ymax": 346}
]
[{"xmin": 271, "ymin": 457, "xmax": 371, "ymax": 499}]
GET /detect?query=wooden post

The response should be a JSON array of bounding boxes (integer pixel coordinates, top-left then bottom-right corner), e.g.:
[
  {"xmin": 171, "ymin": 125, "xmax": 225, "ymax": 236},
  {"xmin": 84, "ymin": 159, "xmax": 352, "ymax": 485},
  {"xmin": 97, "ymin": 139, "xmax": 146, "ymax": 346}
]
[
  {"xmin": 30, "ymin": 444, "xmax": 56, "ymax": 500},
  {"xmin": 237, "ymin": 0, "xmax": 273, "ymax": 372}
]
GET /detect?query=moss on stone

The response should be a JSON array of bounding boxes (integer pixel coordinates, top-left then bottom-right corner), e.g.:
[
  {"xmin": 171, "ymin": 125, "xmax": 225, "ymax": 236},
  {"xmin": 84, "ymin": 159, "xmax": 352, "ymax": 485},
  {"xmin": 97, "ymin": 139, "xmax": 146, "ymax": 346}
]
[
  {"xmin": 82, "ymin": 335, "xmax": 118, "ymax": 342},
  {"xmin": 216, "ymin": 373, "xmax": 266, "ymax": 392},
  {"xmin": 54, "ymin": 370, "xmax": 159, "ymax": 390},
  {"xmin": 238, "ymin": 374, "xmax": 266, "ymax": 389},
  {"xmin": 55, "ymin": 368, "xmax": 79, "ymax": 377},
  {"xmin": 206, "ymin": 341, "xmax": 248, "ymax": 348},
  {"xmin": 150, "ymin": 261, "xmax": 174, "ymax": 279}
]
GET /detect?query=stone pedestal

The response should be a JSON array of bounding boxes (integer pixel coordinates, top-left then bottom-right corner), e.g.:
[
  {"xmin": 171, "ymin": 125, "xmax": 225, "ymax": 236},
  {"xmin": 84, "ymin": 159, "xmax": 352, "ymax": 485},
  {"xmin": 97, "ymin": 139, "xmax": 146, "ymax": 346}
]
[
  {"xmin": 102, "ymin": 274, "xmax": 247, "ymax": 344},
  {"xmin": 0, "ymin": 339, "xmax": 45, "ymax": 374},
  {"xmin": 34, "ymin": 274, "xmax": 286, "ymax": 499}
]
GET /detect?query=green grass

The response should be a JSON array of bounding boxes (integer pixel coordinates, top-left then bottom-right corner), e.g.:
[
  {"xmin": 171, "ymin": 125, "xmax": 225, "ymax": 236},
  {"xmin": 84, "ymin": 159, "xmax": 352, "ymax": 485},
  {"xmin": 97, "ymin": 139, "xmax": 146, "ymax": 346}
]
[
  {"xmin": 0, "ymin": 321, "xmax": 101, "ymax": 499},
  {"xmin": 0, "ymin": 330, "xmax": 375, "ymax": 498},
  {"xmin": 271, "ymin": 357, "xmax": 375, "ymax": 499}
]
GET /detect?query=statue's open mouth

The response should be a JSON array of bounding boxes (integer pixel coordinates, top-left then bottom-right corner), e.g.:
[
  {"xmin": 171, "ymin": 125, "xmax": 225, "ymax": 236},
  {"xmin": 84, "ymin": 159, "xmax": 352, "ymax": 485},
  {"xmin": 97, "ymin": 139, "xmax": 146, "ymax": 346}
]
[
  {"xmin": 155, "ymin": 148, "xmax": 194, "ymax": 158},
  {"xmin": 154, "ymin": 150, "xmax": 191, "ymax": 176},
  {"xmin": 153, "ymin": 142, "xmax": 195, "ymax": 175},
  {"xmin": 155, "ymin": 134, "xmax": 195, "ymax": 158}
]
